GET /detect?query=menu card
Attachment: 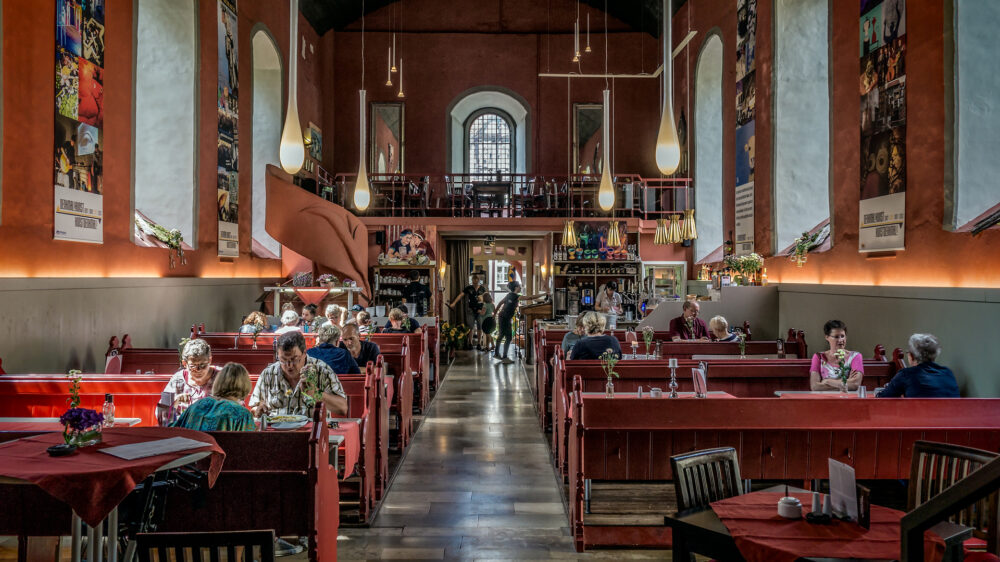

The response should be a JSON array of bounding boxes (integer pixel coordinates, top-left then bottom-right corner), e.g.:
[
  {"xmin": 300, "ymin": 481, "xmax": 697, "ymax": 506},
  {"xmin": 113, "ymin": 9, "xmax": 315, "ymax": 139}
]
[
  {"xmin": 99, "ymin": 437, "xmax": 210, "ymax": 460},
  {"xmin": 828, "ymin": 458, "xmax": 859, "ymax": 521}
]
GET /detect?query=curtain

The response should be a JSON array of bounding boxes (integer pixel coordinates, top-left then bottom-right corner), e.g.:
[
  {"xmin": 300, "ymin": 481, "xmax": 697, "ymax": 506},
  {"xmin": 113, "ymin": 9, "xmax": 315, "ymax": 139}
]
[{"xmin": 446, "ymin": 240, "xmax": 470, "ymax": 324}]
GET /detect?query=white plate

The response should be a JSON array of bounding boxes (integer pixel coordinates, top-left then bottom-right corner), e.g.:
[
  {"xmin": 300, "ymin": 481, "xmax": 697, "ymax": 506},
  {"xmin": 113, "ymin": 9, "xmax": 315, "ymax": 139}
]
[{"xmin": 270, "ymin": 419, "xmax": 309, "ymax": 430}]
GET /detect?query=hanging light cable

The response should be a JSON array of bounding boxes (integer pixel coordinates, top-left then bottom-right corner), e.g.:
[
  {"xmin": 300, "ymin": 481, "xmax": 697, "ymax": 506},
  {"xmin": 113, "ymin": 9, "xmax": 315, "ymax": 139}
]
[
  {"xmin": 278, "ymin": 0, "xmax": 305, "ymax": 174},
  {"xmin": 354, "ymin": 0, "xmax": 371, "ymax": 212},
  {"xmin": 597, "ymin": 2, "xmax": 615, "ymax": 212},
  {"xmin": 654, "ymin": 0, "xmax": 681, "ymax": 175}
]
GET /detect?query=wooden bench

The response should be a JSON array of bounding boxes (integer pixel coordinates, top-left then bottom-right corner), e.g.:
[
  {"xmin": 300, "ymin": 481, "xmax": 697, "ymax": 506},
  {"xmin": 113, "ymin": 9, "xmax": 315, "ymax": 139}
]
[
  {"xmin": 368, "ymin": 332, "xmax": 430, "ymax": 413},
  {"xmin": 375, "ymin": 346, "xmax": 414, "ymax": 450},
  {"xmin": 566, "ymin": 380, "xmax": 1000, "ymax": 552},
  {"xmin": 550, "ymin": 346, "xmax": 898, "ymax": 477},
  {"xmin": 105, "ymin": 335, "xmax": 276, "ymax": 375}
]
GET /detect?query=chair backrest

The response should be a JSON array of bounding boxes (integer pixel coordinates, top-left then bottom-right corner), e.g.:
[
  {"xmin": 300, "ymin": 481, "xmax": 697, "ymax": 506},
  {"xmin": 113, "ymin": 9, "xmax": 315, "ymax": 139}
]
[
  {"xmin": 908, "ymin": 440, "xmax": 999, "ymax": 552},
  {"xmin": 670, "ymin": 447, "xmax": 744, "ymax": 511},
  {"xmin": 135, "ymin": 530, "xmax": 276, "ymax": 562}
]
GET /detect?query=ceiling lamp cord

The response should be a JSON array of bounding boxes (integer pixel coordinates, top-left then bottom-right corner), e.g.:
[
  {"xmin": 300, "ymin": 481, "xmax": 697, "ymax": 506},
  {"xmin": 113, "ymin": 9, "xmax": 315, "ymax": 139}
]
[{"xmin": 354, "ymin": 0, "xmax": 371, "ymax": 211}]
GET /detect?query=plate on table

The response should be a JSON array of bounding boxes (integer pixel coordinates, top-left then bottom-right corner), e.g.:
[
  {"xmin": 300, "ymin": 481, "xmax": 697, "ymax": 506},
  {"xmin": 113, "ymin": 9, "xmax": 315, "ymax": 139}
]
[{"xmin": 268, "ymin": 414, "xmax": 309, "ymax": 430}]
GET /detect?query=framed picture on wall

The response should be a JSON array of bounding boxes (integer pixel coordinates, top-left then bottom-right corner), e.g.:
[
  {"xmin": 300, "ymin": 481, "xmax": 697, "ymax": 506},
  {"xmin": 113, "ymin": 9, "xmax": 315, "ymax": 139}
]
[
  {"xmin": 572, "ymin": 103, "xmax": 603, "ymax": 176},
  {"xmin": 370, "ymin": 102, "xmax": 404, "ymax": 175}
]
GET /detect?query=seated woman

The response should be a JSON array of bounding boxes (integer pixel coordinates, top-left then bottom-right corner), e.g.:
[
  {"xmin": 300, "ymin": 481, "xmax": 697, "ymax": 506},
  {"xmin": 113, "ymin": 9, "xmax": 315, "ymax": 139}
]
[
  {"xmin": 708, "ymin": 315, "xmax": 740, "ymax": 342},
  {"xmin": 274, "ymin": 310, "xmax": 302, "ymax": 335},
  {"xmin": 172, "ymin": 362, "xmax": 255, "ymax": 431},
  {"xmin": 809, "ymin": 319, "xmax": 864, "ymax": 391},
  {"xmin": 567, "ymin": 311, "xmax": 623, "ymax": 360},
  {"xmin": 876, "ymin": 334, "xmax": 960, "ymax": 397},
  {"xmin": 381, "ymin": 307, "xmax": 419, "ymax": 333},
  {"xmin": 307, "ymin": 323, "xmax": 361, "ymax": 374},
  {"xmin": 165, "ymin": 339, "xmax": 221, "ymax": 411},
  {"xmin": 356, "ymin": 310, "xmax": 374, "ymax": 334},
  {"xmin": 324, "ymin": 304, "xmax": 344, "ymax": 328},
  {"xmin": 238, "ymin": 311, "xmax": 268, "ymax": 333}
]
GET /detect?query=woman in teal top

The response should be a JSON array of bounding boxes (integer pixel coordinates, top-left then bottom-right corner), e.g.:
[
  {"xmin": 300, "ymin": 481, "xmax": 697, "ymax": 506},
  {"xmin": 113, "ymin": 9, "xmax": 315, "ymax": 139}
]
[{"xmin": 173, "ymin": 362, "xmax": 255, "ymax": 431}]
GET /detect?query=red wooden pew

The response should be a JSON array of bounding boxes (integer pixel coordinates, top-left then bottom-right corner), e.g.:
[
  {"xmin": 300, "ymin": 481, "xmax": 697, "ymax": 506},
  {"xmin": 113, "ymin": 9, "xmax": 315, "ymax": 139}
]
[
  {"xmin": 105, "ymin": 335, "xmax": 276, "ymax": 375},
  {"xmin": 367, "ymin": 332, "xmax": 430, "ymax": 413},
  {"xmin": 566, "ymin": 378, "xmax": 1000, "ymax": 552},
  {"xmin": 374, "ymin": 343, "xmax": 414, "ymax": 450}
]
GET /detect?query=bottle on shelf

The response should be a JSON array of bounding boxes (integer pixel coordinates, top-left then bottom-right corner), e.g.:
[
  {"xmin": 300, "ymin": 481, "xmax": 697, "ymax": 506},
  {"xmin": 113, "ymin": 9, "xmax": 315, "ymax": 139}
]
[{"xmin": 102, "ymin": 393, "xmax": 115, "ymax": 428}]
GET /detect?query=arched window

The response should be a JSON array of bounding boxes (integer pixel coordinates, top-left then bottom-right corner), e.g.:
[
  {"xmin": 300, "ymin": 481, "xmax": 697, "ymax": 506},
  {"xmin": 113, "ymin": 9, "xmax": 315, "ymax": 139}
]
[
  {"xmin": 694, "ymin": 35, "xmax": 724, "ymax": 263},
  {"xmin": 133, "ymin": 0, "xmax": 197, "ymax": 244},
  {"xmin": 447, "ymin": 88, "xmax": 530, "ymax": 174},
  {"xmin": 251, "ymin": 29, "xmax": 282, "ymax": 258},
  {"xmin": 465, "ymin": 110, "xmax": 513, "ymax": 178},
  {"xmin": 774, "ymin": 0, "xmax": 830, "ymax": 252}
]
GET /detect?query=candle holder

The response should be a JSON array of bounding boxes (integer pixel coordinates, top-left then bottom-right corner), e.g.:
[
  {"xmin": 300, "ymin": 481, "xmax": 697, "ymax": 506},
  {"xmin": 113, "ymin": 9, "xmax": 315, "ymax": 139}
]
[{"xmin": 668, "ymin": 358, "xmax": 679, "ymax": 398}]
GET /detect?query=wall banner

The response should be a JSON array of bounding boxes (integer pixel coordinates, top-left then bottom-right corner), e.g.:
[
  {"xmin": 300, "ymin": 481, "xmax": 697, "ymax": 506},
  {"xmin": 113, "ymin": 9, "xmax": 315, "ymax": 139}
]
[
  {"xmin": 859, "ymin": 0, "xmax": 906, "ymax": 251},
  {"xmin": 55, "ymin": 0, "xmax": 105, "ymax": 243},
  {"xmin": 734, "ymin": 0, "xmax": 757, "ymax": 256},
  {"xmin": 217, "ymin": 0, "xmax": 239, "ymax": 257}
]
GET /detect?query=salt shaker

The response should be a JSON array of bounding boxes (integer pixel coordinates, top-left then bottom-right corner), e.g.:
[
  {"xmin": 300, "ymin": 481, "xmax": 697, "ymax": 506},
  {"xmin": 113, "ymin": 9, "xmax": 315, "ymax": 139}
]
[
  {"xmin": 811, "ymin": 492, "xmax": 822, "ymax": 514},
  {"xmin": 637, "ymin": 386, "xmax": 644, "ymax": 398}
]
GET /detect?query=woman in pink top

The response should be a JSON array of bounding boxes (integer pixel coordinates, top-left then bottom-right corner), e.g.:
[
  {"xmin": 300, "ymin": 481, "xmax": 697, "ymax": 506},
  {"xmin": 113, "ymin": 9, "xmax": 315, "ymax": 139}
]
[{"xmin": 809, "ymin": 319, "xmax": 864, "ymax": 391}]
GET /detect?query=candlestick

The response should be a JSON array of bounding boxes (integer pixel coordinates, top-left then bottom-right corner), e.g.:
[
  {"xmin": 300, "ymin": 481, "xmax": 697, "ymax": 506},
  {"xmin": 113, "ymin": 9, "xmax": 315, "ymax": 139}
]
[{"xmin": 668, "ymin": 364, "xmax": 678, "ymax": 398}]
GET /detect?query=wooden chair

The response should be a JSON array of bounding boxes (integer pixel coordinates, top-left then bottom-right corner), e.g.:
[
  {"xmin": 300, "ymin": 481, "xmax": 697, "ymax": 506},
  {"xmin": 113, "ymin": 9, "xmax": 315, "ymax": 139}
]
[
  {"xmin": 670, "ymin": 447, "xmax": 745, "ymax": 511},
  {"xmin": 908, "ymin": 440, "xmax": 1000, "ymax": 555},
  {"xmin": 135, "ymin": 530, "xmax": 275, "ymax": 562}
]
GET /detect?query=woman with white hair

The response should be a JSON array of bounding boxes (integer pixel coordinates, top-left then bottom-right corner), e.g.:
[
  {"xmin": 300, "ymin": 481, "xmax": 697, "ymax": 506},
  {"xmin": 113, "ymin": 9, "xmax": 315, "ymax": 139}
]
[
  {"xmin": 708, "ymin": 316, "xmax": 739, "ymax": 342},
  {"xmin": 324, "ymin": 304, "xmax": 344, "ymax": 327},
  {"xmin": 164, "ymin": 339, "xmax": 221, "ymax": 411},
  {"xmin": 876, "ymin": 334, "xmax": 960, "ymax": 397},
  {"xmin": 567, "ymin": 311, "xmax": 623, "ymax": 360},
  {"xmin": 274, "ymin": 310, "xmax": 302, "ymax": 334}
]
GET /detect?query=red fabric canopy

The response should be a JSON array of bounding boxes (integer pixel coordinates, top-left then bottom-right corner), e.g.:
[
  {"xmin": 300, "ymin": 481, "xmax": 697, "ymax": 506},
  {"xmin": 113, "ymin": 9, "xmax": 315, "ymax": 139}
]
[{"xmin": 293, "ymin": 288, "xmax": 332, "ymax": 307}]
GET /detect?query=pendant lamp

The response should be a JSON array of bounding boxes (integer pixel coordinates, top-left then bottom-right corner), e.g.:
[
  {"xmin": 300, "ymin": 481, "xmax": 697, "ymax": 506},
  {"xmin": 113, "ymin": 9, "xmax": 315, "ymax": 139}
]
[
  {"xmin": 563, "ymin": 220, "xmax": 579, "ymax": 247},
  {"xmin": 391, "ymin": 34, "xmax": 397, "ymax": 72},
  {"xmin": 667, "ymin": 214, "xmax": 682, "ymax": 244},
  {"xmin": 585, "ymin": 14, "xmax": 591, "ymax": 53},
  {"xmin": 397, "ymin": 59, "xmax": 404, "ymax": 98},
  {"xmin": 385, "ymin": 47, "xmax": 392, "ymax": 86},
  {"xmin": 278, "ymin": 0, "xmax": 305, "ymax": 174},
  {"xmin": 607, "ymin": 220, "xmax": 622, "ymax": 248},
  {"xmin": 354, "ymin": 90, "xmax": 371, "ymax": 211},
  {"xmin": 573, "ymin": 20, "xmax": 580, "ymax": 63},
  {"xmin": 654, "ymin": 218, "xmax": 670, "ymax": 245},
  {"xmin": 654, "ymin": 0, "xmax": 681, "ymax": 175},
  {"xmin": 597, "ymin": 89, "xmax": 615, "ymax": 211},
  {"xmin": 681, "ymin": 208, "xmax": 698, "ymax": 240}
]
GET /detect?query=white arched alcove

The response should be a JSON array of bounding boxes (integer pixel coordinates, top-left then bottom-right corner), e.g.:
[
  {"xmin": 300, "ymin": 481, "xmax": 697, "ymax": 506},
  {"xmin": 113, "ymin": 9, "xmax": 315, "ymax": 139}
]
[
  {"xmin": 448, "ymin": 89, "xmax": 529, "ymax": 174},
  {"xmin": 694, "ymin": 35, "xmax": 724, "ymax": 263},
  {"xmin": 251, "ymin": 29, "xmax": 282, "ymax": 258},
  {"xmin": 774, "ymin": 0, "xmax": 830, "ymax": 251},
  {"xmin": 133, "ymin": 0, "xmax": 197, "ymax": 244}
]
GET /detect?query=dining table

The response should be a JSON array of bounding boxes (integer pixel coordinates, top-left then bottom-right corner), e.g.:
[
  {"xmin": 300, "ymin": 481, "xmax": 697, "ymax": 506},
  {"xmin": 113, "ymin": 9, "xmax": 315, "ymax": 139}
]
[
  {"xmin": 0, "ymin": 417, "xmax": 142, "ymax": 431},
  {"xmin": 665, "ymin": 487, "xmax": 955, "ymax": 562},
  {"xmin": 261, "ymin": 417, "xmax": 361, "ymax": 480}
]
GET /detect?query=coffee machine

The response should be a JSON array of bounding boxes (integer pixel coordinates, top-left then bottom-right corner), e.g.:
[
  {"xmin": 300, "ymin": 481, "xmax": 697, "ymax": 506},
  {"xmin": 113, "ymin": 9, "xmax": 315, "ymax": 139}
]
[{"xmin": 580, "ymin": 288, "xmax": 594, "ymax": 311}]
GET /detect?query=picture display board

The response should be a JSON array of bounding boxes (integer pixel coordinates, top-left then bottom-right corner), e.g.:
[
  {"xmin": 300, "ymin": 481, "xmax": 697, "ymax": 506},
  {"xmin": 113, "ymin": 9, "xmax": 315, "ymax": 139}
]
[
  {"xmin": 54, "ymin": 0, "xmax": 105, "ymax": 243},
  {"xmin": 859, "ymin": 0, "xmax": 906, "ymax": 251},
  {"xmin": 217, "ymin": 0, "xmax": 240, "ymax": 257},
  {"xmin": 734, "ymin": 0, "xmax": 757, "ymax": 256}
]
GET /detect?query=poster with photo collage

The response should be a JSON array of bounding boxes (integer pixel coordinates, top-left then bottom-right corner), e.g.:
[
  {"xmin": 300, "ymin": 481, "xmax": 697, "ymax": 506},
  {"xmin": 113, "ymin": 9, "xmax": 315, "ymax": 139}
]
[
  {"xmin": 734, "ymin": 0, "xmax": 756, "ymax": 256},
  {"xmin": 54, "ymin": 0, "xmax": 105, "ymax": 243},
  {"xmin": 217, "ymin": 0, "xmax": 240, "ymax": 257},
  {"xmin": 859, "ymin": 0, "xmax": 906, "ymax": 251}
]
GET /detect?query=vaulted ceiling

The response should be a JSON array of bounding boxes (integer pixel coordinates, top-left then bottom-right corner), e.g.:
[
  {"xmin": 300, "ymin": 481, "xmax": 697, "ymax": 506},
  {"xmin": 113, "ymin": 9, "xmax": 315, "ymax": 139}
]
[{"xmin": 300, "ymin": 0, "xmax": 685, "ymax": 37}]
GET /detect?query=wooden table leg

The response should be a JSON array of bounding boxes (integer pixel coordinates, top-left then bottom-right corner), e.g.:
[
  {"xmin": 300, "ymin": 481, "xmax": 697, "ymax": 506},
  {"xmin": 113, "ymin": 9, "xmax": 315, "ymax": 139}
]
[{"xmin": 671, "ymin": 529, "xmax": 694, "ymax": 562}]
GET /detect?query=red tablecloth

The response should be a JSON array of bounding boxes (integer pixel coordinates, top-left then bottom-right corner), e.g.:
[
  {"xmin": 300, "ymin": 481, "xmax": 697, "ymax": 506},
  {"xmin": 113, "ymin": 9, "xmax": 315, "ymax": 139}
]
[
  {"xmin": 0, "ymin": 427, "xmax": 225, "ymax": 527},
  {"xmin": 711, "ymin": 492, "xmax": 945, "ymax": 562},
  {"xmin": 0, "ymin": 421, "xmax": 138, "ymax": 431},
  {"xmin": 329, "ymin": 420, "xmax": 360, "ymax": 480}
]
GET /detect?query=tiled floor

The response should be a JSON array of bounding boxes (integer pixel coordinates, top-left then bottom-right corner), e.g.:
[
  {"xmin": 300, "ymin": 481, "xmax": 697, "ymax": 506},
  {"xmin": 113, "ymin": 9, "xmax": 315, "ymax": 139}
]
[{"xmin": 336, "ymin": 350, "xmax": 671, "ymax": 561}]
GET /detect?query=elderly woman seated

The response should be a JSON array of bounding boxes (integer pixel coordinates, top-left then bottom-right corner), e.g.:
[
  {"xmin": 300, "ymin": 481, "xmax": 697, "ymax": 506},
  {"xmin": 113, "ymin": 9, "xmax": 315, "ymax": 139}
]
[
  {"xmin": 274, "ymin": 310, "xmax": 302, "ymax": 335},
  {"xmin": 708, "ymin": 315, "xmax": 740, "ymax": 342},
  {"xmin": 876, "ymin": 334, "xmax": 960, "ymax": 397},
  {"xmin": 307, "ymin": 323, "xmax": 360, "ymax": 374},
  {"xmin": 165, "ymin": 339, "xmax": 221, "ymax": 411},
  {"xmin": 567, "ymin": 311, "xmax": 623, "ymax": 360},
  {"xmin": 324, "ymin": 304, "xmax": 344, "ymax": 328},
  {"xmin": 172, "ymin": 362, "xmax": 255, "ymax": 431}
]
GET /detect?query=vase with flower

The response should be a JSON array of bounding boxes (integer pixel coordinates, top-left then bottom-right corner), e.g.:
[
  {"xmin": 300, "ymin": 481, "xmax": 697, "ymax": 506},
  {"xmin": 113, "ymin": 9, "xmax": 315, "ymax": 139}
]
[
  {"xmin": 834, "ymin": 349, "xmax": 851, "ymax": 393},
  {"xmin": 61, "ymin": 370, "xmax": 104, "ymax": 447},
  {"xmin": 601, "ymin": 349, "xmax": 620, "ymax": 398},
  {"xmin": 641, "ymin": 326, "xmax": 655, "ymax": 359}
]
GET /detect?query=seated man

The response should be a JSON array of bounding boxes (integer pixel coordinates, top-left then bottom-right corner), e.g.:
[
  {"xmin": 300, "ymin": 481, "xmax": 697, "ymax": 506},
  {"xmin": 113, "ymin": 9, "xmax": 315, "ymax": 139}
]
[
  {"xmin": 568, "ymin": 311, "xmax": 623, "ymax": 360},
  {"xmin": 340, "ymin": 322, "xmax": 382, "ymax": 369},
  {"xmin": 708, "ymin": 315, "xmax": 739, "ymax": 342},
  {"xmin": 561, "ymin": 323, "xmax": 586, "ymax": 355},
  {"xmin": 669, "ymin": 301, "xmax": 710, "ymax": 341},
  {"xmin": 307, "ymin": 323, "xmax": 361, "ymax": 374},
  {"xmin": 248, "ymin": 331, "xmax": 348, "ymax": 416},
  {"xmin": 877, "ymin": 333, "xmax": 960, "ymax": 398}
]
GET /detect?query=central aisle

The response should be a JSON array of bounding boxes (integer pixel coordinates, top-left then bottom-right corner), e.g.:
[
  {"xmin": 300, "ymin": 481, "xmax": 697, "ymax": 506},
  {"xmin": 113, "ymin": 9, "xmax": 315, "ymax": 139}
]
[{"xmin": 336, "ymin": 351, "xmax": 667, "ymax": 560}]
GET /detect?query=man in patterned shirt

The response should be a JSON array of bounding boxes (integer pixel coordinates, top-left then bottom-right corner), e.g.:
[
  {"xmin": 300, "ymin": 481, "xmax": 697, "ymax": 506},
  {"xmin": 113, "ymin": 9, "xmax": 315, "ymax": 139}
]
[{"xmin": 248, "ymin": 331, "xmax": 348, "ymax": 417}]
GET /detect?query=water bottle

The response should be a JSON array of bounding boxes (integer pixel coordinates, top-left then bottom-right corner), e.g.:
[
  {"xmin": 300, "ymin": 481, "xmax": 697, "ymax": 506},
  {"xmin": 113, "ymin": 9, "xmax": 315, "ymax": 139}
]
[{"xmin": 102, "ymin": 393, "xmax": 116, "ymax": 428}]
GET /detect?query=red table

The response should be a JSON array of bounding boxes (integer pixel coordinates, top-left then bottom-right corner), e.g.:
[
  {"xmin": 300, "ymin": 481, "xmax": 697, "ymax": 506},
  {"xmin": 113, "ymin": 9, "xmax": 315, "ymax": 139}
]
[
  {"xmin": 264, "ymin": 420, "xmax": 360, "ymax": 480},
  {"xmin": 711, "ymin": 492, "xmax": 945, "ymax": 562}
]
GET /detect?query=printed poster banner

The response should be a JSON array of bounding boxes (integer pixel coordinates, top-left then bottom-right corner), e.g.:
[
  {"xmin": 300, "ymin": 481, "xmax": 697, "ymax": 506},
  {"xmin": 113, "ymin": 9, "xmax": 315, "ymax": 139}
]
[
  {"xmin": 54, "ymin": 0, "xmax": 105, "ymax": 243},
  {"xmin": 217, "ymin": 0, "xmax": 239, "ymax": 257},
  {"xmin": 859, "ymin": 0, "xmax": 906, "ymax": 251},
  {"xmin": 734, "ymin": 0, "xmax": 756, "ymax": 256}
]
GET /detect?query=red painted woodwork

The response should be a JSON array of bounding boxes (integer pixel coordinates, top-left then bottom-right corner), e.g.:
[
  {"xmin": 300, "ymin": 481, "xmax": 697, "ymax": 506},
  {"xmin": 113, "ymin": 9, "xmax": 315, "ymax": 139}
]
[
  {"xmin": 337, "ymin": 365, "xmax": 379, "ymax": 523},
  {"xmin": 367, "ymin": 332, "xmax": 430, "ymax": 412},
  {"xmin": 376, "ymin": 346, "xmax": 414, "ymax": 450},
  {"xmin": 568, "ymin": 386, "xmax": 1000, "ymax": 551}
]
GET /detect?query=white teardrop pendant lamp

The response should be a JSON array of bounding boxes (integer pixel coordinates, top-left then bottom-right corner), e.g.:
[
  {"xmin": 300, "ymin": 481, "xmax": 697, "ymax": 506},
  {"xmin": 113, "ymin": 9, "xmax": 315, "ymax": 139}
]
[
  {"xmin": 654, "ymin": 0, "xmax": 681, "ymax": 176},
  {"xmin": 597, "ymin": 88, "xmax": 615, "ymax": 212},
  {"xmin": 279, "ymin": 0, "xmax": 305, "ymax": 174},
  {"xmin": 354, "ymin": 90, "xmax": 371, "ymax": 211}
]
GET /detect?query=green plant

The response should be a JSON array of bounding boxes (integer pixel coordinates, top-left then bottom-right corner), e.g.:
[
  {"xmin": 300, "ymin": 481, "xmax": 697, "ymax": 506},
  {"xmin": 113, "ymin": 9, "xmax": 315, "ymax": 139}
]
[
  {"xmin": 600, "ymin": 349, "xmax": 620, "ymax": 380},
  {"xmin": 834, "ymin": 349, "xmax": 852, "ymax": 388},
  {"xmin": 299, "ymin": 364, "xmax": 323, "ymax": 406},
  {"xmin": 66, "ymin": 369, "xmax": 83, "ymax": 408},
  {"xmin": 641, "ymin": 326, "xmax": 655, "ymax": 355},
  {"xmin": 791, "ymin": 231, "xmax": 820, "ymax": 266}
]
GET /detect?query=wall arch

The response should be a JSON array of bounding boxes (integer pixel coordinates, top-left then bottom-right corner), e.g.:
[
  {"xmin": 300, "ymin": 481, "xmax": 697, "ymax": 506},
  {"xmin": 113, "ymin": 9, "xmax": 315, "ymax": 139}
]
[
  {"xmin": 446, "ymin": 87, "xmax": 530, "ymax": 174},
  {"xmin": 693, "ymin": 34, "xmax": 724, "ymax": 263},
  {"xmin": 251, "ymin": 27, "xmax": 283, "ymax": 258}
]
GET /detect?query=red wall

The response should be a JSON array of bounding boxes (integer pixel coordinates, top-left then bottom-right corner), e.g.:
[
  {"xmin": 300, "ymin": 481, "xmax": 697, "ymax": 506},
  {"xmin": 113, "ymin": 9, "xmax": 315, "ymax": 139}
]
[{"xmin": 0, "ymin": 0, "xmax": 326, "ymax": 278}]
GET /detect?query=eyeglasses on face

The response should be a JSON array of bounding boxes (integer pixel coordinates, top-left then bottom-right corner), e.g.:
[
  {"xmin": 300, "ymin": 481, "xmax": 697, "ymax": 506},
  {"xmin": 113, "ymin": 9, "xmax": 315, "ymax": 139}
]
[{"xmin": 187, "ymin": 361, "xmax": 210, "ymax": 371}]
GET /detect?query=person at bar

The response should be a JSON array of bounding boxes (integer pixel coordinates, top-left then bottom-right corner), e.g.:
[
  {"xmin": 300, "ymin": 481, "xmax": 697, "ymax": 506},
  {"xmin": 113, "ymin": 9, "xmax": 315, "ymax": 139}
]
[
  {"xmin": 669, "ymin": 301, "xmax": 710, "ymax": 341},
  {"xmin": 809, "ymin": 319, "xmax": 864, "ymax": 391},
  {"xmin": 340, "ymin": 322, "xmax": 382, "ymax": 369},
  {"xmin": 307, "ymin": 323, "xmax": 360, "ymax": 374},
  {"xmin": 172, "ymin": 362, "xmax": 255, "ymax": 432},
  {"xmin": 249, "ymin": 331, "xmax": 348, "ymax": 417},
  {"xmin": 708, "ymin": 315, "xmax": 740, "ymax": 342},
  {"xmin": 165, "ymin": 339, "xmax": 221, "ymax": 411},
  {"xmin": 876, "ymin": 334, "xmax": 960, "ymax": 398},
  {"xmin": 568, "ymin": 311, "xmax": 623, "ymax": 360},
  {"xmin": 401, "ymin": 269, "xmax": 431, "ymax": 317},
  {"xmin": 595, "ymin": 281, "xmax": 623, "ymax": 315}
]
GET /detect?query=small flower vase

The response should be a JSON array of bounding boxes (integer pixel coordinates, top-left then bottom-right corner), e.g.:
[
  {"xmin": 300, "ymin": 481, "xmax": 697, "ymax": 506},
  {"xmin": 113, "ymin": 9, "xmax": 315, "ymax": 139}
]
[
  {"xmin": 64, "ymin": 424, "xmax": 102, "ymax": 447},
  {"xmin": 605, "ymin": 377, "xmax": 615, "ymax": 398},
  {"xmin": 840, "ymin": 377, "xmax": 849, "ymax": 394}
]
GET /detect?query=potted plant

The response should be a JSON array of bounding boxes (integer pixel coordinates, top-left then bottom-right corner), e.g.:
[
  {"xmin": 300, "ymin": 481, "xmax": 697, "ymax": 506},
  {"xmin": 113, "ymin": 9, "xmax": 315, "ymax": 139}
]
[
  {"xmin": 317, "ymin": 274, "xmax": 336, "ymax": 288},
  {"xmin": 60, "ymin": 370, "xmax": 104, "ymax": 447},
  {"xmin": 790, "ymin": 231, "xmax": 820, "ymax": 267}
]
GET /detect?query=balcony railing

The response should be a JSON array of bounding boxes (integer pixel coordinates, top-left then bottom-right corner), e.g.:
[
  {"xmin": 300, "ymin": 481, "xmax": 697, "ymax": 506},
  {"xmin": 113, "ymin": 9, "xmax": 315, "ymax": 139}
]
[{"xmin": 321, "ymin": 172, "xmax": 692, "ymax": 220}]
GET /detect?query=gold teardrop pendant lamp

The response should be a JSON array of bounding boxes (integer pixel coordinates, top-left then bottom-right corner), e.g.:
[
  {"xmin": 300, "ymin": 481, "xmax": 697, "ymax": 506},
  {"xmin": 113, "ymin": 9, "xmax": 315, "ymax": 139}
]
[
  {"xmin": 681, "ymin": 208, "xmax": 698, "ymax": 240},
  {"xmin": 607, "ymin": 220, "xmax": 622, "ymax": 248},
  {"xmin": 654, "ymin": 218, "xmax": 670, "ymax": 245},
  {"xmin": 667, "ymin": 214, "xmax": 683, "ymax": 244},
  {"xmin": 563, "ymin": 220, "xmax": 579, "ymax": 247}
]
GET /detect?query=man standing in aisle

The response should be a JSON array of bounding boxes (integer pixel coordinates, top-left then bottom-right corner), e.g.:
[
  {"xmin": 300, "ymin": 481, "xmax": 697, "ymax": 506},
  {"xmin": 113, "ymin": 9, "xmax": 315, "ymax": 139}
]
[{"xmin": 449, "ymin": 274, "xmax": 486, "ymax": 349}]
